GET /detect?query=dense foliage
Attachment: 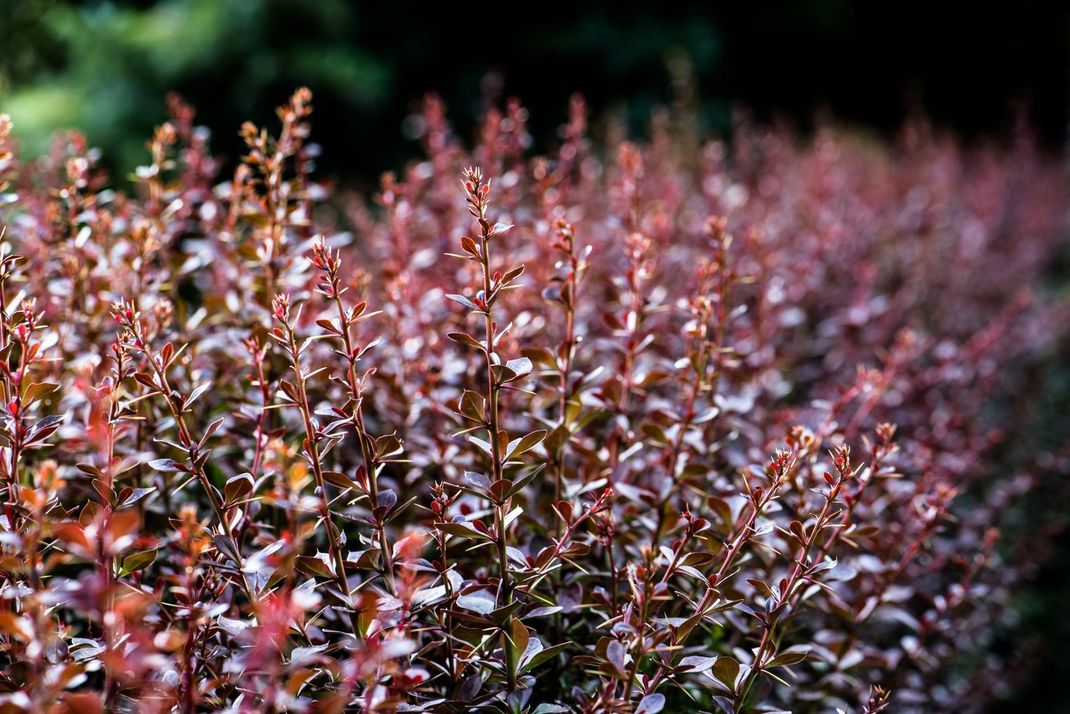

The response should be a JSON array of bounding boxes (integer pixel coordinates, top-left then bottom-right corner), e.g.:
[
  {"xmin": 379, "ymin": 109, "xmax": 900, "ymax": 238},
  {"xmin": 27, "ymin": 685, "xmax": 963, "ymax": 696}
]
[{"xmin": 0, "ymin": 90, "xmax": 1066, "ymax": 713}]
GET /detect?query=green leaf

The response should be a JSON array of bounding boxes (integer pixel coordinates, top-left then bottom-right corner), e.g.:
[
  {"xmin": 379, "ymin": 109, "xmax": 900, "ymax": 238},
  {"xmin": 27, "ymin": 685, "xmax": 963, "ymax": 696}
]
[
  {"xmin": 505, "ymin": 618, "xmax": 529, "ymax": 672},
  {"xmin": 521, "ymin": 641, "xmax": 570, "ymax": 673},
  {"xmin": 119, "ymin": 548, "xmax": 157, "ymax": 577},
  {"xmin": 323, "ymin": 470, "xmax": 358, "ymax": 490},
  {"xmin": 712, "ymin": 656, "xmax": 740, "ymax": 690},
  {"xmin": 448, "ymin": 332, "xmax": 484, "ymax": 350},
  {"xmin": 296, "ymin": 555, "xmax": 334, "ymax": 578},
  {"xmin": 640, "ymin": 422, "xmax": 669, "ymax": 445},
  {"xmin": 767, "ymin": 646, "xmax": 810, "ymax": 668},
  {"xmin": 22, "ymin": 382, "xmax": 58, "ymax": 407},
  {"xmin": 506, "ymin": 429, "xmax": 546, "ymax": 460},
  {"xmin": 506, "ymin": 463, "xmax": 546, "ymax": 498},
  {"xmin": 458, "ymin": 390, "xmax": 486, "ymax": 423},
  {"xmin": 374, "ymin": 433, "xmax": 404, "ymax": 460}
]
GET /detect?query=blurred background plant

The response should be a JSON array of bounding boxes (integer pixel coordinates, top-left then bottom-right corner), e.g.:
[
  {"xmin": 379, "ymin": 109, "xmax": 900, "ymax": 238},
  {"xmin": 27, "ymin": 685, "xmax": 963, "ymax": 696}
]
[{"xmin": 2, "ymin": 0, "xmax": 1068, "ymax": 183}]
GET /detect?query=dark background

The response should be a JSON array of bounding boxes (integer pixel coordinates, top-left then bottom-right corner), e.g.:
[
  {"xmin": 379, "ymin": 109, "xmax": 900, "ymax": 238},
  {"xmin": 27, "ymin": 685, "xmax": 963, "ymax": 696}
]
[
  {"xmin": 2, "ymin": 0, "xmax": 1068, "ymax": 184},
  {"xmin": 2, "ymin": 2, "xmax": 1070, "ymax": 707}
]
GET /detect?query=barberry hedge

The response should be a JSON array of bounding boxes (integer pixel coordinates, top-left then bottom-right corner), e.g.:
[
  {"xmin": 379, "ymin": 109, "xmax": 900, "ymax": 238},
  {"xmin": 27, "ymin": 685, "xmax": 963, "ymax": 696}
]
[{"xmin": 0, "ymin": 90, "xmax": 1066, "ymax": 713}]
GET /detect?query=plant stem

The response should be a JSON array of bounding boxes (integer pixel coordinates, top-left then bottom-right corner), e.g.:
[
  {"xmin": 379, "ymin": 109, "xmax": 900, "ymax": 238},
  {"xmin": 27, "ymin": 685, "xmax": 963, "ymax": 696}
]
[{"xmin": 281, "ymin": 322, "xmax": 353, "ymax": 602}]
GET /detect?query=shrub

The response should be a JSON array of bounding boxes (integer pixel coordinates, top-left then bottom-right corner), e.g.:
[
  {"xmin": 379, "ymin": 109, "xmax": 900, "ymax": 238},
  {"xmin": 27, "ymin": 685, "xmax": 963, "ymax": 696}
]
[{"xmin": 0, "ymin": 90, "xmax": 1065, "ymax": 713}]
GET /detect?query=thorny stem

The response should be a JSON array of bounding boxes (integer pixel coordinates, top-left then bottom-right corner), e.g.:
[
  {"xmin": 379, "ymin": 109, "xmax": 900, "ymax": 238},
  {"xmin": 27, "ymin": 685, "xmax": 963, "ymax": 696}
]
[
  {"xmin": 243, "ymin": 89, "xmax": 311, "ymax": 308},
  {"xmin": 551, "ymin": 219, "xmax": 582, "ymax": 536},
  {"xmin": 313, "ymin": 240, "xmax": 397, "ymax": 593},
  {"xmin": 463, "ymin": 167, "xmax": 516, "ymax": 691},
  {"xmin": 807, "ymin": 425, "xmax": 897, "ymax": 575},
  {"xmin": 276, "ymin": 305, "xmax": 354, "ymax": 602},
  {"xmin": 113, "ymin": 304, "xmax": 256, "ymax": 604},
  {"xmin": 0, "ymin": 256, "xmax": 23, "ymax": 529},
  {"xmin": 734, "ymin": 450, "xmax": 853, "ymax": 711},
  {"xmin": 702, "ymin": 450, "xmax": 797, "ymax": 616},
  {"xmin": 644, "ymin": 448, "xmax": 799, "ymax": 696},
  {"xmin": 605, "ymin": 232, "xmax": 649, "ymax": 478},
  {"xmin": 430, "ymin": 483, "xmax": 459, "ymax": 690},
  {"xmin": 620, "ymin": 569, "xmax": 652, "ymax": 706},
  {"xmin": 100, "ymin": 342, "xmax": 127, "ymax": 707},
  {"xmin": 515, "ymin": 488, "xmax": 611, "ymax": 593},
  {"xmin": 651, "ymin": 336, "xmax": 706, "ymax": 547},
  {"xmin": 245, "ymin": 337, "xmax": 272, "ymax": 479}
]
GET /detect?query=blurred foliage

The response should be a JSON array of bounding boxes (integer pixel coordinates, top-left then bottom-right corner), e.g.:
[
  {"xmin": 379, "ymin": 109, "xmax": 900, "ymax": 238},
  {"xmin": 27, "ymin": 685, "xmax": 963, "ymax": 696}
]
[
  {"xmin": 0, "ymin": 0, "xmax": 725, "ymax": 181},
  {"xmin": 1, "ymin": 0, "xmax": 1068, "ymax": 183},
  {"xmin": 1, "ymin": 0, "xmax": 389, "ymax": 174}
]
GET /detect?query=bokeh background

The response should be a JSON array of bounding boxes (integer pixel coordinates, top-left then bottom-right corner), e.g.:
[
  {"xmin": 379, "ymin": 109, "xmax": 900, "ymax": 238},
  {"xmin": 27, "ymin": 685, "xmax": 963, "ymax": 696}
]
[
  {"xmin": 3, "ymin": 1, "xmax": 1069, "ymax": 182},
  {"xmin": 1, "ymin": 1, "xmax": 1069, "ymax": 709}
]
